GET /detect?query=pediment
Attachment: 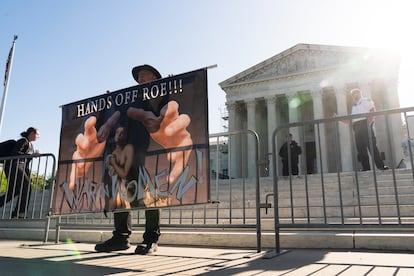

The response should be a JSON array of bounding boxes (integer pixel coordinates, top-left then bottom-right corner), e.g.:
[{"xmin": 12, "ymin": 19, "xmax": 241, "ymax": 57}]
[{"xmin": 219, "ymin": 43, "xmax": 370, "ymax": 88}]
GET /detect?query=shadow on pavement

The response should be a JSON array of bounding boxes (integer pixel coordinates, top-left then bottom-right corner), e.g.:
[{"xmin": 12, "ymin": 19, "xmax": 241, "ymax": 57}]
[{"xmin": 0, "ymin": 256, "xmax": 137, "ymax": 276}]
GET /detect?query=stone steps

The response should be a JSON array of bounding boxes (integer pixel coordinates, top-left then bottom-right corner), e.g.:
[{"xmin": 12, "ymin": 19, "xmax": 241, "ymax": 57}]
[
  {"xmin": 2, "ymin": 169, "xmax": 414, "ymax": 250},
  {"xmin": 2, "ymin": 176, "xmax": 413, "ymax": 222},
  {"xmin": 4, "ymin": 222, "xmax": 414, "ymax": 251}
]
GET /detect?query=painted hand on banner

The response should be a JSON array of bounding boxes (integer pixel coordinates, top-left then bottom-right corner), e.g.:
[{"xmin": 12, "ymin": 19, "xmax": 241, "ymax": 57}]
[
  {"xmin": 127, "ymin": 100, "xmax": 193, "ymax": 184},
  {"xmin": 69, "ymin": 111, "xmax": 121, "ymax": 189}
]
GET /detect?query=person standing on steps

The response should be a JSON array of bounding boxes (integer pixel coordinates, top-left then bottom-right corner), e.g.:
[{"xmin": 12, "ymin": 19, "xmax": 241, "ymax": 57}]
[
  {"xmin": 335, "ymin": 88, "xmax": 389, "ymax": 171},
  {"xmin": 279, "ymin": 133, "xmax": 302, "ymax": 176}
]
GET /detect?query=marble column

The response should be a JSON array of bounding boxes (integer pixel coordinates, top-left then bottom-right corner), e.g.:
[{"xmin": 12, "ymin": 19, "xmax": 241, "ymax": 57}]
[
  {"xmin": 246, "ymin": 99, "xmax": 257, "ymax": 178},
  {"xmin": 335, "ymin": 87, "xmax": 353, "ymax": 171},
  {"xmin": 360, "ymin": 82, "xmax": 372, "ymax": 98},
  {"xmin": 265, "ymin": 96, "xmax": 277, "ymax": 177},
  {"xmin": 226, "ymin": 101, "xmax": 240, "ymax": 178},
  {"xmin": 311, "ymin": 90, "xmax": 328, "ymax": 173},
  {"xmin": 386, "ymin": 78, "xmax": 404, "ymax": 167},
  {"xmin": 386, "ymin": 78, "xmax": 400, "ymax": 109},
  {"xmin": 287, "ymin": 93, "xmax": 300, "ymax": 138},
  {"xmin": 227, "ymin": 101, "xmax": 237, "ymax": 132},
  {"xmin": 287, "ymin": 93, "xmax": 301, "ymax": 174}
]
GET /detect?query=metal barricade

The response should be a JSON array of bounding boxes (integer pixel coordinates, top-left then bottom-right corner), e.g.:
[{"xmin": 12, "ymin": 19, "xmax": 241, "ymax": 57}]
[
  {"xmin": 48, "ymin": 130, "xmax": 268, "ymax": 252},
  {"xmin": 0, "ymin": 153, "xmax": 56, "ymax": 240},
  {"xmin": 271, "ymin": 106, "xmax": 414, "ymax": 253}
]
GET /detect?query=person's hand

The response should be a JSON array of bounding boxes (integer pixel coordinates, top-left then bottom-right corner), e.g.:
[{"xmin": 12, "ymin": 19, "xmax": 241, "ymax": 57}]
[
  {"xmin": 368, "ymin": 107, "xmax": 376, "ymax": 124},
  {"xmin": 69, "ymin": 111, "xmax": 120, "ymax": 189},
  {"xmin": 97, "ymin": 111, "xmax": 121, "ymax": 143},
  {"xmin": 106, "ymin": 154, "xmax": 115, "ymax": 176},
  {"xmin": 127, "ymin": 101, "xmax": 193, "ymax": 184},
  {"xmin": 332, "ymin": 112, "xmax": 351, "ymax": 125},
  {"xmin": 108, "ymin": 153, "xmax": 116, "ymax": 167}
]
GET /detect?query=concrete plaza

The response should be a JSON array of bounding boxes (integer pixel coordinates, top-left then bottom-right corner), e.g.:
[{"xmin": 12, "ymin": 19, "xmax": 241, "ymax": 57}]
[{"xmin": 1, "ymin": 239, "xmax": 414, "ymax": 275}]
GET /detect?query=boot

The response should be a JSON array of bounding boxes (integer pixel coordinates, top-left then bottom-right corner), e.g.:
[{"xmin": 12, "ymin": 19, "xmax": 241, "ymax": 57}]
[{"xmin": 95, "ymin": 235, "xmax": 130, "ymax": 252}]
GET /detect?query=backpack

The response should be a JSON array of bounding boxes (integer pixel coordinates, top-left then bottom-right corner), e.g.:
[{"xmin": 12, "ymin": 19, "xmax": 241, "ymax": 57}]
[{"xmin": 0, "ymin": 139, "xmax": 17, "ymax": 158}]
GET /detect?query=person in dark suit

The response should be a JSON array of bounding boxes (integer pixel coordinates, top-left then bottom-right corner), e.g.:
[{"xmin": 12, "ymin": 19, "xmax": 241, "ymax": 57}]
[{"xmin": 279, "ymin": 133, "xmax": 302, "ymax": 176}]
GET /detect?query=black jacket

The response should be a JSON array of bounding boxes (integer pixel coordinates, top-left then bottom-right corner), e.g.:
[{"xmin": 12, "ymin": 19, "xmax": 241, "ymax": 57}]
[{"xmin": 279, "ymin": 140, "xmax": 302, "ymax": 163}]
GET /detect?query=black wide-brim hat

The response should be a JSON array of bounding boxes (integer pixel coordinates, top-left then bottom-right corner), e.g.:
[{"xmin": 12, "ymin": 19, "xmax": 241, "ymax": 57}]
[{"xmin": 132, "ymin": 64, "xmax": 162, "ymax": 83}]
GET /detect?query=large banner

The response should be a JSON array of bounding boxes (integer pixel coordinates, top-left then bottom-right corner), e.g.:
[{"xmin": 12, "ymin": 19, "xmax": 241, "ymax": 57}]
[{"xmin": 53, "ymin": 69, "xmax": 210, "ymax": 215}]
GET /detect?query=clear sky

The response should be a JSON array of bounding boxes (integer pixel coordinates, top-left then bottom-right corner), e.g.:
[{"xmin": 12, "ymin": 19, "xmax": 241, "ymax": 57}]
[{"xmin": 1, "ymin": 0, "xmax": 414, "ymax": 158}]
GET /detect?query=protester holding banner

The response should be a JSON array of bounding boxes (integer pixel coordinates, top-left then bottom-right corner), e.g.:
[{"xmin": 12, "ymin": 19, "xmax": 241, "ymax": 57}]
[
  {"xmin": 0, "ymin": 127, "xmax": 40, "ymax": 218},
  {"xmin": 68, "ymin": 64, "xmax": 194, "ymax": 254}
]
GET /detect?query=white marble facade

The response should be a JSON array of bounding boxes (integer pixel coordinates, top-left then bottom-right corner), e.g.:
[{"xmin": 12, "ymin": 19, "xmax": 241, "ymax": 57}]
[{"xmin": 219, "ymin": 43, "xmax": 403, "ymax": 178}]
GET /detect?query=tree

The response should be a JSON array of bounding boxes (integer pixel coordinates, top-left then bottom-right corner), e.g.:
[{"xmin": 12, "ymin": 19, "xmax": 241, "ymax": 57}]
[{"xmin": 0, "ymin": 166, "xmax": 53, "ymax": 192}]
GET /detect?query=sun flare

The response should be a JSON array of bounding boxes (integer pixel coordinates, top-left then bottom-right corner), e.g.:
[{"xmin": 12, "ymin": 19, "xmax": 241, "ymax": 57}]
[{"xmin": 350, "ymin": 1, "xmax": 414, "ymax": 108}]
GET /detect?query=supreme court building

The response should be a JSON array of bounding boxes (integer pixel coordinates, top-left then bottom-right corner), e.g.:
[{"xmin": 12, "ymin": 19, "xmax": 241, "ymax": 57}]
[{"xmin": 219, "ymin": 43, "xmax": 403, "ymax": 178}]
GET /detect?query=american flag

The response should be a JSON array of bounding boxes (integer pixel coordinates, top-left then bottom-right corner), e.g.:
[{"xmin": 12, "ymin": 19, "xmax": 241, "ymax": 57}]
[{"xmin": 3, "ymin": 45, "xmax": 13, "ymax": 87}]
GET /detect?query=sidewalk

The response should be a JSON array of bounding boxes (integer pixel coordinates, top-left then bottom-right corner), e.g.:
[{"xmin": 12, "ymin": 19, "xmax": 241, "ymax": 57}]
[{"xmin": 0, "ymin": 239, "xmax": 414, "ymax": 275}]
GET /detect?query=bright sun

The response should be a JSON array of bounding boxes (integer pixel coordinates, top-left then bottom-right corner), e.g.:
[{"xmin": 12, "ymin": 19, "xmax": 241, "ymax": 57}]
[{"xmin": 353, "ymin": 1, "xmax": 414, "ymax": 108}]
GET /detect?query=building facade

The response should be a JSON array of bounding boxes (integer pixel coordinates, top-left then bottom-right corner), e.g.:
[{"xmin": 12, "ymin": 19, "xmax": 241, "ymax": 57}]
[{"xmin": 219, "ymin": 43, "xmax": 403, "ymax": 178}]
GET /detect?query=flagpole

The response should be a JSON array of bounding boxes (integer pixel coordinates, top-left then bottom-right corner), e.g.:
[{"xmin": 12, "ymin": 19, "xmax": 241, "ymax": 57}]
[{"xmin": 0, "ymin": 35, "xmax": 18, "ymax": 136}]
